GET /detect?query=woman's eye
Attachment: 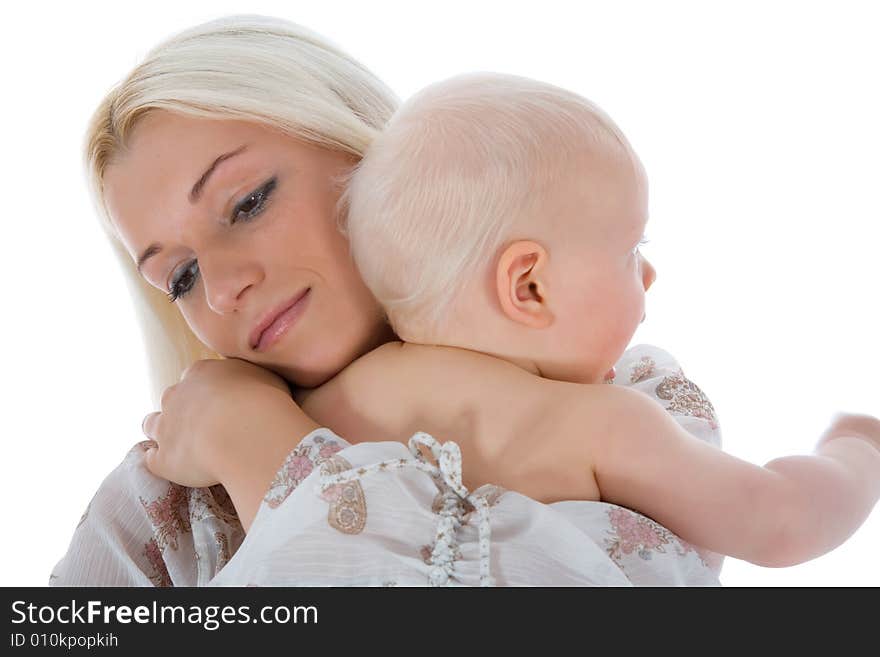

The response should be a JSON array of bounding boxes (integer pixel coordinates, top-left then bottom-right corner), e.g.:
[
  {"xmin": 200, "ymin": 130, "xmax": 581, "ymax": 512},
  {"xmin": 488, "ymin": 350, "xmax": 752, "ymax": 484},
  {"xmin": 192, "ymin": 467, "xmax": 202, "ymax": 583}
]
[
  {"xmin": 167, "ymin": 260, "xmax": 199, "ymax": 303},
  {"xmin": 165, "ymin": 177, "xmax": 276, "ymax": 303},
  {"xmin": 232, "ymin": 177, "xmax": 276, "ymax": 224}
]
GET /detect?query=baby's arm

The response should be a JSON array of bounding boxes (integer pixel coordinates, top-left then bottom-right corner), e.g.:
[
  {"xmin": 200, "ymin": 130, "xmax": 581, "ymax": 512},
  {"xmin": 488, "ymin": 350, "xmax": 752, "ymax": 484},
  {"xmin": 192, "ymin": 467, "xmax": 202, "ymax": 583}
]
[
  {"xmin": 580, "ymin": 386, "xmax": 880, "ymax": 567},
  {"xmin": 211, "ymin": 393, "xmax": 319, "ymax": 533}
]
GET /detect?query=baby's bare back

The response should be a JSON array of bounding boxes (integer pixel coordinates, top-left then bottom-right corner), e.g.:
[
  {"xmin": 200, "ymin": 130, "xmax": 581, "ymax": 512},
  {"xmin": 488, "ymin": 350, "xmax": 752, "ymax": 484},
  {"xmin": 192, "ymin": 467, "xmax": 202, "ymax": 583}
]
[
  {"xmin": 300, "ymin": 342, "xmax": 880, "ymax": 567},
  {"xmin": 298, "ymin": 341, "xmax": 606, "ymax": 501}
]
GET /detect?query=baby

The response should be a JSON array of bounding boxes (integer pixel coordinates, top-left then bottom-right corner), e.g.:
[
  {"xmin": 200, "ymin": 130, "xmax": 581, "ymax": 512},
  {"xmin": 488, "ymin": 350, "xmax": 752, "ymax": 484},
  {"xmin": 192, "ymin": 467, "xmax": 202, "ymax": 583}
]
[{"xmin": 145, "ymin": 73, "xmax": 880, "ymax": 569}]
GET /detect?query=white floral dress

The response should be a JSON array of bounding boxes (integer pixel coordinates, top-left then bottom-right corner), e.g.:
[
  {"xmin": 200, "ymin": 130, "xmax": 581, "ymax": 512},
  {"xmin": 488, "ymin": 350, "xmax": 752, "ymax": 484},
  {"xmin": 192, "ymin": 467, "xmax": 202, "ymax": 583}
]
[{"xmin": 50, "ymin": 344, "xmax": 723, "ymax": 587}]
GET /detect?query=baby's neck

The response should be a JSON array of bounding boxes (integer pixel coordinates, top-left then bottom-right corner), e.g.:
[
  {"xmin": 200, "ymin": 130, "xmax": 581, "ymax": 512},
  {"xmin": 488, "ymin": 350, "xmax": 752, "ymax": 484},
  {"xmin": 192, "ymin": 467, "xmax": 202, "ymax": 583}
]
[
  {"xmin": 501, "ymin": 352, "xmax": 613, "ymax": 385},
  {"xmin": 415, "ymin": 338, "xmax": 612, "ymax": 386},
  {"xmin": 405, "ymin": 311, "xmax": 614, "ymax": 385}
]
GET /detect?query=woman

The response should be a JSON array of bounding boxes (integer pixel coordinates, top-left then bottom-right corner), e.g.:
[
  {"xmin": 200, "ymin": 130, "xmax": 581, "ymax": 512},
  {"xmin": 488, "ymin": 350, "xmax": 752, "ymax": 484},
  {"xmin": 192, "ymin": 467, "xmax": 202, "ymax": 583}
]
[{"xmin": 51, "ymin": 14, "xmax": 722, "ymax": 586}]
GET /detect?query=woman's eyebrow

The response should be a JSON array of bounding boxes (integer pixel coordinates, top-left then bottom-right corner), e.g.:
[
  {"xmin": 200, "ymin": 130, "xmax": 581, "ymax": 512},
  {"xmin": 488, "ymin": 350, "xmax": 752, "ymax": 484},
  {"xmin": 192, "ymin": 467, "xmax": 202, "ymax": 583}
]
[
  {"xmin": 135, "ymin": 144, "xmax": 249, "ymax": 275},
  {"xmin": 136, "ymin": 243, "xmax": 162, "ymax": 275},
  {"xmin": 189, "ymin": 144, "xmax": 249, "ymax": 203}
]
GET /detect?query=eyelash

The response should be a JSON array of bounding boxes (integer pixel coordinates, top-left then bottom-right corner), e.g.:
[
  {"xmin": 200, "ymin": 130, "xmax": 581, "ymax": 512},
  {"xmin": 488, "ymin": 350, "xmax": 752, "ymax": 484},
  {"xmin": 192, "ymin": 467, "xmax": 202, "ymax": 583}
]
[
  {"xmin": 166, "ymin": 177, "xmax": 277, "ymax": 303},
  {"xmin": 632, "ymin": 235, "xmax": 650, "ymax": 256}
]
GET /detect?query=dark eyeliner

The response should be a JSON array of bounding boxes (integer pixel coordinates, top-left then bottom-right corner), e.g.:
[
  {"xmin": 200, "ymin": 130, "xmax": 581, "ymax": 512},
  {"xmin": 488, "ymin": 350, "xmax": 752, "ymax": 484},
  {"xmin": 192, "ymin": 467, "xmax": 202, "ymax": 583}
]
[
  {"xmin": 231, "ymin": 176, "xmax": 277, "ymax": 224},
  {"xmin": 167, "ymin": 260, "xmax": 199, "ymax": 302},
  {"xmin": 167, "ymin": 177, "xmax": 278, "ymax": 303}
]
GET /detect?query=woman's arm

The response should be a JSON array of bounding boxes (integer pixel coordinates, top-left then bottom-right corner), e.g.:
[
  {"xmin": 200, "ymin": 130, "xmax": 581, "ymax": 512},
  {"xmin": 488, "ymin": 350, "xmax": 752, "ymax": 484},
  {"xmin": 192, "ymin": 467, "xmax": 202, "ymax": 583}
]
[
  {"xmin": 51, "ymin": 442, "xmax": 242, "ymax": 586},
  {"xmin": 52, "ymin": 357, "xmax": 313, "ymax": 585},
  {"xmin": 51, "ymin": 443, "xmax": 168, "ymax": 586}
]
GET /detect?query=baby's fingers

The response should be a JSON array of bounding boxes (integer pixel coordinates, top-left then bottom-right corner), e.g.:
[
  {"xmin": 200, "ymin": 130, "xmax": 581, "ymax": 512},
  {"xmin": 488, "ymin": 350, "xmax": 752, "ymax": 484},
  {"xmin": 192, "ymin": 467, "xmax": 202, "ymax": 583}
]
[
  {"xmin": 818, "ymin": 412, "xmax": 880, "ymax": 451},
  {"xmin": 143, "ymin": 440, "xmax": 162, "ymax": 477},
  {"xmin": 141, "ymin": 411, "xmax": 161, "ymax": 440},
  {"xmin": 140, "ymin": 411, "xmax": 166, "ymax": 478},
  {"xmin": 142, "ymin": 437, "xmax": 182, "ymax": 485}
]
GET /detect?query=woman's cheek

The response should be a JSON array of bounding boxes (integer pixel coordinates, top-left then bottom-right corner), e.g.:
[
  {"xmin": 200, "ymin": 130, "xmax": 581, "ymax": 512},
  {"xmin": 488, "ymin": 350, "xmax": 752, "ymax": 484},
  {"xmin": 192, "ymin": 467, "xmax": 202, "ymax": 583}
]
[{"xmin": 180, "ymin": 306, "xmax": 230, "ymax": 355}]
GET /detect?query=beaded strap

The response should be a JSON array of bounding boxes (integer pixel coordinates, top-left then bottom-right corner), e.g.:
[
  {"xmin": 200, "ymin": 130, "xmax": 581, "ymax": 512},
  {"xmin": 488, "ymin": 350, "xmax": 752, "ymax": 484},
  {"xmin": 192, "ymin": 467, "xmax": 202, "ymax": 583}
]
[{"xmin": 318, "ymin": 432, "xmax": 495, "ymax": 587}]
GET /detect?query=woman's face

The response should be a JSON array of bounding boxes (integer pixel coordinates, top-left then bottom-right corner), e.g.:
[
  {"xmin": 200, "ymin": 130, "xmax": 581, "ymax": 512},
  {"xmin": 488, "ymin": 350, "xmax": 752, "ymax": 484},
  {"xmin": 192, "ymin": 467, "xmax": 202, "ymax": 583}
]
[{"xmin": 104, "ymin": 111, "xmax": 393, "ymax": 387}]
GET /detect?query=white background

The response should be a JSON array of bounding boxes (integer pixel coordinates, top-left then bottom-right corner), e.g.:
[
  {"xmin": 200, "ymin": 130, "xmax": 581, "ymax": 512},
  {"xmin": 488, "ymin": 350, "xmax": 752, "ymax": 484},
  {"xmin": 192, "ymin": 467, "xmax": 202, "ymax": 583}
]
[{"xmin": 1, "ymin": 0, "xmax": 877, "ymax": 586}]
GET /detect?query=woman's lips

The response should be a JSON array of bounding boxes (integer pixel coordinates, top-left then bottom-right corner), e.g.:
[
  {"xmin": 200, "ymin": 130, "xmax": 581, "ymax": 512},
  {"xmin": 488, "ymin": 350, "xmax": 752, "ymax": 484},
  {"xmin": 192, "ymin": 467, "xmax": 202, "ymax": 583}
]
[{"xmin": 253, "ymin": 288, "xmax": 311, "ymax": 352}]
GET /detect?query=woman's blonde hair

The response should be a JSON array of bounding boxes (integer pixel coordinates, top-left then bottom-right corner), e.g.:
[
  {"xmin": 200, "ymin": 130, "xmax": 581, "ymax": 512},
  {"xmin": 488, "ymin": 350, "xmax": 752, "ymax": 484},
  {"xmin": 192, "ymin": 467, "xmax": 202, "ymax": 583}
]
[
  {"xmin": 85, "ymin": 14, "xmax": 398, "ymax": 405},
  {"xmin": 342, "ymin": 72, "xmax": 635, "ymax": 342}
]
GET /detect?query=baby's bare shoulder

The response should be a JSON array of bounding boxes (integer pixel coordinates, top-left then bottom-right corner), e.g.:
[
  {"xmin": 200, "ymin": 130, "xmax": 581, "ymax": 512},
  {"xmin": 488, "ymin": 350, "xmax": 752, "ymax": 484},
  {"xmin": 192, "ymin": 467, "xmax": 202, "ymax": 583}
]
[
  {"xmin": 310, "ymin": 341, "xmax": 488, "ymax": 409},
  {"xmin": 337, "ymin": 342, "xmax": 562, "ymax": 429},
  {"xmin": 346, "ymin": 342, "xmax": 658, "ymax": 415},
  {"xmin": 345, "ymin": 341, "xmax": 536, "ymax": 386}
]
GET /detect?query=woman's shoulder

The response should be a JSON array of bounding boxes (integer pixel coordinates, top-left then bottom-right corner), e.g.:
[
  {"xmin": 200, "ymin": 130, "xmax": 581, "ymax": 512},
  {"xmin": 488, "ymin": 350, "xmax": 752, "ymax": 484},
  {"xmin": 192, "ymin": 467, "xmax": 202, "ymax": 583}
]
[
  {"xmin": 612, "ymin": 343, "xmax": 722, "ymax": 445},
  {"xmin": 51, "ymin": 442, "xmax": 207, "ymax": 586},
  {"xmin": 614, "ymin": 343, "xmax": 683, "ymax": 381}
]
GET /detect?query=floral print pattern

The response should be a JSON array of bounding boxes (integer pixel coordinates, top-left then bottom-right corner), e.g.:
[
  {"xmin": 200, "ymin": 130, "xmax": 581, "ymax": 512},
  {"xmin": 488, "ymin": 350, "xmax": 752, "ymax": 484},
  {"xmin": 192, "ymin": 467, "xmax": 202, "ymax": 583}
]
[
  {"xmin": 626, "ymin": 352, "xmax": 720, "ymax": 430},
  {"xmin": 319, "ymin": 455, "xmax": 367, "ymax": 535},
  {"xmin": 264, "ymin": 432, "xmax": 346, "ymax": 509},
  {"xmin": 140, "ymin": 483, "xmax": 191, "ymax": 552},
  {"xmin": 143, "ymin": 537, "xmax": 173, "ymax": 587},
  {"xmin": 52, "ymin": 345, "xmax": 723, "ymax": 587},
  {"xmin": 214, "ymin": 532, "xmax": 231, "ymax": 571},
  {"xmin": 189, "ymin": 484, "xmax": 240, "ymax": 526},
  {"xmin": 629, "ymin": 356, "xmax": 657, "ymax": 384},
  {"xmin": 604, "ymin": 507, "xmax": 708, "ymax": 570},
  {"xmin": 655, "ymin": 370, "xmax": 719, "ymax": 430}
]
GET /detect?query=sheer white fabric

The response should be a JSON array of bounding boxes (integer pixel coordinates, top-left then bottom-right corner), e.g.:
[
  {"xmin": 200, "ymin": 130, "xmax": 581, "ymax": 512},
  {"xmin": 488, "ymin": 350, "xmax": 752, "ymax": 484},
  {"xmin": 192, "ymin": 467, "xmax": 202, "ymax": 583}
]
[{"xmin": 51, "ymin": 343, "xmax": 722, "ymax": 586}]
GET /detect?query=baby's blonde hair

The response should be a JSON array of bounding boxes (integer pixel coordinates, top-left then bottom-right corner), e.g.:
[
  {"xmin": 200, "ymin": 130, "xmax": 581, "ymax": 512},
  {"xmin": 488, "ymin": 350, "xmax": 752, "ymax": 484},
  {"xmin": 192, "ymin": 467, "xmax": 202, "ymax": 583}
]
[
  {"xmin": 341, "ymin": 72, "xmax": 635, "ymax": 342},
  {"xmin": 84, "ymin": 14, "xmax": 398, "ymax": 405}
]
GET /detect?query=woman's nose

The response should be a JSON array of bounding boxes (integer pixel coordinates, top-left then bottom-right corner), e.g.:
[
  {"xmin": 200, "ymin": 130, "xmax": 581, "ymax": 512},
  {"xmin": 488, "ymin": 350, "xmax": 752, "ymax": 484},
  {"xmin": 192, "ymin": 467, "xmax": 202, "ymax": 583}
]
[
  {"xmin": 641, "ymin": 255, "xmax": 656, "ymax": 291},
  {"xmin": 200, "ymin": 253, "xmax": 262, "ymax": 314}
]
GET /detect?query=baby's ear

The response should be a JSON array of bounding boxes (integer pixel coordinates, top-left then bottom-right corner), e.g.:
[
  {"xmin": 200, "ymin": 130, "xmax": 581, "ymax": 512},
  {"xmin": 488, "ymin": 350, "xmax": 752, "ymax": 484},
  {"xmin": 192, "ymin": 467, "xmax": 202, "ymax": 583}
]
[{"xmin": 495, "ymin": 240, "xmax": 554, "ymax": 329}]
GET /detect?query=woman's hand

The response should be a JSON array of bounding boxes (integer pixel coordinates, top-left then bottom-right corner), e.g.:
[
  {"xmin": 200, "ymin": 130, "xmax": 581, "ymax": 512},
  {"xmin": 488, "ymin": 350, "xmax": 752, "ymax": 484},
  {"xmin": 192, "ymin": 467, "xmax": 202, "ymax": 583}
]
[{"xmin": 141, "ymin": 358, "xmax": 294, "ymax": 488}]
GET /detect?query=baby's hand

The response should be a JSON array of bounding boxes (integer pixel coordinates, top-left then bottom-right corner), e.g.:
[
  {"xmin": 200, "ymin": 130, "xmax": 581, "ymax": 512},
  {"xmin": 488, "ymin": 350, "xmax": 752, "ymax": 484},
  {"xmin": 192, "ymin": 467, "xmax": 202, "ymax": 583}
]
[
  {"xmin": 817, "ymin": 412, "xmax": 880, "ymax": 452},
  {"xmin": 141, "ymin": 358, "xmax": 293, "ymax": 488}
]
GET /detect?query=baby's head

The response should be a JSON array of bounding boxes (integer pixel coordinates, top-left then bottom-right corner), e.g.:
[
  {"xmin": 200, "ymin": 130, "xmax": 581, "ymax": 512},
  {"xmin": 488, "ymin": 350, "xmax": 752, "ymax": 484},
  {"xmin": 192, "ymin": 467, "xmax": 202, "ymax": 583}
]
[{"xmin": 343, "ymin": 72, "xmax": 655, "ymax": 384}]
